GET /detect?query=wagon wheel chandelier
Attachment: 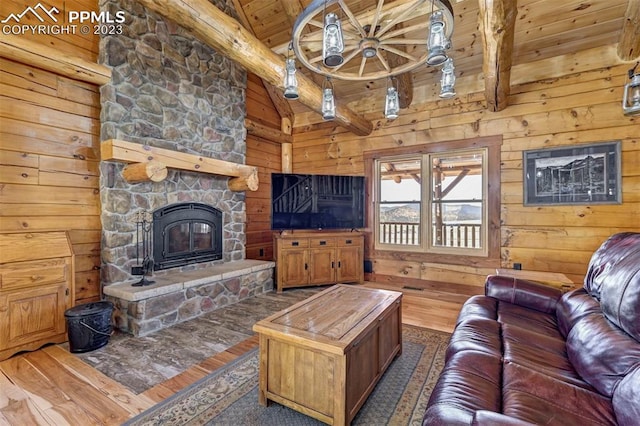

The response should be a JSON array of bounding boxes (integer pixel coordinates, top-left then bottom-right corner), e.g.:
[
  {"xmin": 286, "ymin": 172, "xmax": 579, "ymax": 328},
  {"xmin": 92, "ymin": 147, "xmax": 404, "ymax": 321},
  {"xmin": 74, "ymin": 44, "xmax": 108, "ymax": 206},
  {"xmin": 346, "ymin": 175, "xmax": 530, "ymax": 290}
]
[{"xmin": 283, "ymin": 0, "xmax": 456, "ymax": 119}]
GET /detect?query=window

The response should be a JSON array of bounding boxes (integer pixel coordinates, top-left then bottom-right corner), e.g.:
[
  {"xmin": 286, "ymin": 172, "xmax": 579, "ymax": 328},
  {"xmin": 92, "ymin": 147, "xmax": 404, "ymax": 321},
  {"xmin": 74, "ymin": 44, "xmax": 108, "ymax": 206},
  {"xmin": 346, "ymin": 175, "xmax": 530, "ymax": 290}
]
[
  {"xmin": 379, "ymin": 157, "xmax": 422, "ymax": 246},
  {"xmin": 365, "ymin": 137, "xmax": 500, "ymax": 262}
]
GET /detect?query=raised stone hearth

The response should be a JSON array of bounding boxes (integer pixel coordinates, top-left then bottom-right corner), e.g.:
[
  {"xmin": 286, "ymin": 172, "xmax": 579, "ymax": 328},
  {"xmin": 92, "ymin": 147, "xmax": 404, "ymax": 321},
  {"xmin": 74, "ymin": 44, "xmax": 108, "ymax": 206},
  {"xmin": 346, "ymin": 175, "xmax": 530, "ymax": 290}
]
[{"xmin": 104, "ymin": 260, "xmax": 274, "ymax": 336}]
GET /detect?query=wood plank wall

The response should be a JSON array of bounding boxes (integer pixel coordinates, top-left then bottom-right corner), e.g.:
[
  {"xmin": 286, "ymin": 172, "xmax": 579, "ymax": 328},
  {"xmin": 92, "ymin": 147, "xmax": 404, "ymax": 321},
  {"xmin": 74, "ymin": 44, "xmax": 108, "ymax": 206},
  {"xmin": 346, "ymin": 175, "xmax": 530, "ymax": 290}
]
[
  {"xmin": 289, "ymin": 63, "xmax": 639, "ymax": 289},
  {"xmin": 0, "ymin": 1, "xmax": 102, "ymax": 304},
  {"xmin": 245, "ymin": 73, "xmax": 282, "ymax": 261}
]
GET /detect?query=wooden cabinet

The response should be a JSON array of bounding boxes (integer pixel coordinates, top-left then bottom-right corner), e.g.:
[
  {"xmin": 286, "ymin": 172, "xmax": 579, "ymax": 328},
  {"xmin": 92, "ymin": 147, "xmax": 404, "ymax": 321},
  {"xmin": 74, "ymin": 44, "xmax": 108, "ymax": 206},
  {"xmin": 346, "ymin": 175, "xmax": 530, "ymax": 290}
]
[
  {"xmin": 0, "ymin": 232, "xmax": 75, "ymax": 361},
  {"xmin": 274, "ymin": 231, "xmax": 364, "ymax": 292}
]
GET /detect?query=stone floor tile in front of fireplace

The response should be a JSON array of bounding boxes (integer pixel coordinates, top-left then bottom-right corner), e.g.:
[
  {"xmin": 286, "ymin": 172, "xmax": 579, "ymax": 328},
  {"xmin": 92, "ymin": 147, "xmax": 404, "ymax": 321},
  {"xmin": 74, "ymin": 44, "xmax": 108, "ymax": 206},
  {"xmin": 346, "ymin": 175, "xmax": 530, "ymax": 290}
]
[{"xmin": 68, "ymin": 288, "xmax": 320, "ymax": 394}]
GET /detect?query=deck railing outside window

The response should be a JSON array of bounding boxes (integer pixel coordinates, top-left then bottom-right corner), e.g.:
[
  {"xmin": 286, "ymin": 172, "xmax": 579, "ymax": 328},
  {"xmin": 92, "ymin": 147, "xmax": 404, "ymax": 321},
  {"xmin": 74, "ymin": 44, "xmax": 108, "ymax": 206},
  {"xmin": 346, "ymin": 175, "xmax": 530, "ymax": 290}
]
[
  {"xmin": 379, "ymin": 221, "xmax": 420, "ymax": 245},
  {"xmin": 379, "ymin": 222, "xmax": 481, "ymax": 248}
]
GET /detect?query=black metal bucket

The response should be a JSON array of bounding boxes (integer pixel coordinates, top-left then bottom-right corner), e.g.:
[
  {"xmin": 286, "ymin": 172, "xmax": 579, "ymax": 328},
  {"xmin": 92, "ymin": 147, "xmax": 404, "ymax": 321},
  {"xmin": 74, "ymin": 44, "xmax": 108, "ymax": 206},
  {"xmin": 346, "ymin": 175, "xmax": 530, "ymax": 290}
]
[{"xmin": 64, "ymin": 301, "xmax": 114, "ymax": 353}]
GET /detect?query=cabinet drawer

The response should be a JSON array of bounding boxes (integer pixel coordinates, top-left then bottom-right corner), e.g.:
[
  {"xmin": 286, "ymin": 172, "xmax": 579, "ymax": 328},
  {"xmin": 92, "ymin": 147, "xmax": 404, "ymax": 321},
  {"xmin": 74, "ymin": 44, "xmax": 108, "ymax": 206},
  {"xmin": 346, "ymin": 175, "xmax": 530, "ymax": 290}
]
[
  {"xmin": 338, "ymin": 237, "xmax": 362, "ymax": 246},
  {"xmin": 0, "ymin": 258, "xmax": 68, "ymax": 290},
  {"xmin": 309, "ymin": 237, "xmax": 336, "ymax": 248},
  {"xmin": 280, "ymin": 239, "xmax": 309, "ymax": 248}
]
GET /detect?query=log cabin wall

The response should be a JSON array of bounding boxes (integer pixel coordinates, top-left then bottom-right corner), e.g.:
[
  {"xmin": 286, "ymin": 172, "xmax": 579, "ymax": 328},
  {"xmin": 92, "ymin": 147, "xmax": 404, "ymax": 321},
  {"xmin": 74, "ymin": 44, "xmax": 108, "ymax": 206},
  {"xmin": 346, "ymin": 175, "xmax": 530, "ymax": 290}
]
[
  {"xmin": 245, "ymin": 73, "xmax": 282, "ymax": 261},
  {"xmin": 290, "ymin": 62, "xmax": 639, "ymax": 289},
  {"xmin": 0, "ymin": 1, "xmax": 102, "ymax": 305}
]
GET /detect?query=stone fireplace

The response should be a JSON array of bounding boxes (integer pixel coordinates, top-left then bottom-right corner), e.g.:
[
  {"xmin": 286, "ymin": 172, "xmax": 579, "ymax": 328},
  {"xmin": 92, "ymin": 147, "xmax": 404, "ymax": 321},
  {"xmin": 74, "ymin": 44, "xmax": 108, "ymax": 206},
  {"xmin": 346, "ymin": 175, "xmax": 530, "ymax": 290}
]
[
  {"xmin": 99, "ymin": 0, "xmax": 248, "ymax": 285},
  {"xmin": 98, "ymin": 0, "xmax": 274, "ymax": 336}
]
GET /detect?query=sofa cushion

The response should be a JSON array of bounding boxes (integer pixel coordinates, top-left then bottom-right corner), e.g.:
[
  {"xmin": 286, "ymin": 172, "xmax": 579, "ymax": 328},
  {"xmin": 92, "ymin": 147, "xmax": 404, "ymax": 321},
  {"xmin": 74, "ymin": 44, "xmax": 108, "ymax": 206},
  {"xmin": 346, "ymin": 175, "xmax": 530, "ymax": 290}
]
[
  {"xmin": 472, "ymin": 410, "xmax": 536, "ymax": 426},
  {"xmin": 556, "ymin": 288, "xmax": 601, "ymax": 338},
  {"xmin": 497, "ymin": 302, "xmax": 562, "ymax": 339},
  {"xmin": 598, "ymin": 247, "xmax": 640, "ymax": 341},
  {"xmin": 424, "ymin": 350, "xmax": 502, "ymax": 426},
  {"xmin": 485, "ymin": 275, "xmax": 561, "ymax": 314},
  {"xmin": 445, "ymin": 318, "xmax": 502, "ymax": 362},
  {"xmin": 502, "ymin": 324, "xmax": 591, "ymax": 388},
  {"xmin": 502, "ymin": 362, "xmax": 617, "ymax": 425},
  {"xmin": 612, "ymin": 365, "xmax": 640, "ymax": 425},
  {"xmin": 566, "ymin": 311, "xmax": 640, "ymax": 397},
  {"xmin": 456, "ymin": 295, "xmax": 498, "ymax": 326},
  {"xmin": 584, "ymin": 232, "xmax": 640, "ymax": 301}
]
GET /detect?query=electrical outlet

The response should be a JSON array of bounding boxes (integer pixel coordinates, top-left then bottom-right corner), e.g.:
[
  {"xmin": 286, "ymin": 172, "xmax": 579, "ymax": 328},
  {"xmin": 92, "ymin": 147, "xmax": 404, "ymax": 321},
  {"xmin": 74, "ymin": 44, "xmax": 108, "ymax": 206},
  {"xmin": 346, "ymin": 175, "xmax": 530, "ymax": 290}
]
[{"xmin": 513, "ymin": 263, "xmax": 522, "ymax": 270}]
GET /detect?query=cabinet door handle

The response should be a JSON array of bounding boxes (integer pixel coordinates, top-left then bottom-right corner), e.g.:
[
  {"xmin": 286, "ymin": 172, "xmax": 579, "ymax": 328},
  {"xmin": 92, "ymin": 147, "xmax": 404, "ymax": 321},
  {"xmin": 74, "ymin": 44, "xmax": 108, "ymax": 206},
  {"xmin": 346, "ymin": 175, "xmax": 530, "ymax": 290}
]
[
  {"xmin": 346, "ymin": 239, "xmax": 352, "ymax": 244},
  {"xmin": 305, "ymin": 263, "xmax": 308, "ymax": 270},
  {"xmin": 319, "ymin": 240, "xmax": 326, "ymax": 245},
  {"xmin": 331, "ymin": 261, "xmax": 335, "ymax": 269},
  {"xmin": 292, "ymin": 241, "xmax": 299, "ymax": 246},
  {"xmin": 338, "ymin": 261, "xmax": 341, "ymax": 268}
]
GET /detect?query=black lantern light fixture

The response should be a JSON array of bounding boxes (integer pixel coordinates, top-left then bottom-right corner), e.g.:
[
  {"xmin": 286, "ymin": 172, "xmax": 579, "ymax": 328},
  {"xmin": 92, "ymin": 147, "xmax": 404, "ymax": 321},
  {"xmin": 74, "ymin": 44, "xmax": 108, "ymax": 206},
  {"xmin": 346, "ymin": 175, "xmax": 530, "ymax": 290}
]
[{"xmin": 622, "ymin": 62, "xmax": 640, "ymax": 116}]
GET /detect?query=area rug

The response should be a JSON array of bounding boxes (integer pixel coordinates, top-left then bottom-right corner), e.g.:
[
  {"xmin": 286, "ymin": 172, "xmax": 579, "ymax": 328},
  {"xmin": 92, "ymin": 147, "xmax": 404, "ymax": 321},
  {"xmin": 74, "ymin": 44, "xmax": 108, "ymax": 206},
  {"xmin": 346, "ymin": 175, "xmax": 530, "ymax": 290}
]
[{"xmin": 125, "ymin": 325, "xmax": 450, "ymax": 426}]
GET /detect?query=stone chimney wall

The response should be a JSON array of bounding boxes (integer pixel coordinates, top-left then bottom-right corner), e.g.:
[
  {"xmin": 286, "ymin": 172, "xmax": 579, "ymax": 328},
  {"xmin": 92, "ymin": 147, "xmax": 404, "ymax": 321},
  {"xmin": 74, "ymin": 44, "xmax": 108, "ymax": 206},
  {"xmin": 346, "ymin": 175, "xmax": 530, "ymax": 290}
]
[{"xmin": 99, "ymin": 0, "xmax": 247, "ymax": 286}]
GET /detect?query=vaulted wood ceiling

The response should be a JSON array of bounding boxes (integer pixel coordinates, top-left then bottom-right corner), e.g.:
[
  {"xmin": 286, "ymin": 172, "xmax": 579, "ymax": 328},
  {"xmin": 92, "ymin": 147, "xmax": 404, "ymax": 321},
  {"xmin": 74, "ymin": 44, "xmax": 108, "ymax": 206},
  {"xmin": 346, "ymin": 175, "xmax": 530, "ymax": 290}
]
[
  {"xmin": 228, "ymin": 0, "xmax": 638, "ymax": 127},
  {"xmin": 128, "ymin": 0, "xmax": 639, "ymax": 135}
]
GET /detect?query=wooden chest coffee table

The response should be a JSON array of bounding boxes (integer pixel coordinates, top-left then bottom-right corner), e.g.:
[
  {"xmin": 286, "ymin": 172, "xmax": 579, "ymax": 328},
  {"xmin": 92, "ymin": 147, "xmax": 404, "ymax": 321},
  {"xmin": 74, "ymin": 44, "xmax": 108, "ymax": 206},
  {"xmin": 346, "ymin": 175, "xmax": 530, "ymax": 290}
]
[{"xmin": 252, "ymin": 284, "xmax": 402, "ymax": 425}]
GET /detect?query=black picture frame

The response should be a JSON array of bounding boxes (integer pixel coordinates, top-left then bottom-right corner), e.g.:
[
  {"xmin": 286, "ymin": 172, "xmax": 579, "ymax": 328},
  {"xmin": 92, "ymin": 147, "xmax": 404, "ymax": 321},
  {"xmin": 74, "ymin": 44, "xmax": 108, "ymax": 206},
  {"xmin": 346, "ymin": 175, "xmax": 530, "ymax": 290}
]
[{"xmin": 523, "ymin": 141, "xmax": 621, "ymax": 206}]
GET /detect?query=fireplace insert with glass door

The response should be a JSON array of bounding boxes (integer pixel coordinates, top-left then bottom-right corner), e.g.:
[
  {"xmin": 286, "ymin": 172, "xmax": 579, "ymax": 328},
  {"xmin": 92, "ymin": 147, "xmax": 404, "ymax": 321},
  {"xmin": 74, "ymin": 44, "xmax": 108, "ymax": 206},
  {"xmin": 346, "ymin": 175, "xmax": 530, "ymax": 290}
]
[{"xmin": 152, "ymin": 202, "xmax": 223, "ymax": 270}]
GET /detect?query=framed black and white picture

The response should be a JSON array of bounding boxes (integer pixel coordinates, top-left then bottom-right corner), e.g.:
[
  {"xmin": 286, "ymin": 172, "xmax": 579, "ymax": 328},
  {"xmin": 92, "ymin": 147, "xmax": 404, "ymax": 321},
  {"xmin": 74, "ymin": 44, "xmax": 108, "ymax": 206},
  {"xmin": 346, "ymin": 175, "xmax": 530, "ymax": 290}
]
[{"xmin": 523, "ymin": 141, "xmax": 621, "ymax": 206}]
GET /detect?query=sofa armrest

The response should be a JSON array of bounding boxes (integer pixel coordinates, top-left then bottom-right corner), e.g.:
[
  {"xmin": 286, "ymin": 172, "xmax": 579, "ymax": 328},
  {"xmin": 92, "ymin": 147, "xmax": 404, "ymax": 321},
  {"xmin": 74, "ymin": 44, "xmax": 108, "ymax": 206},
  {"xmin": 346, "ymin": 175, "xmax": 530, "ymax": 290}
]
[
  {"xmin": 485, "ymin": 275, "xmax": 562, "ymax": 314},
  {"xmin": 472, "ymin": 410, "xmax": 536, "ymax": 426}
]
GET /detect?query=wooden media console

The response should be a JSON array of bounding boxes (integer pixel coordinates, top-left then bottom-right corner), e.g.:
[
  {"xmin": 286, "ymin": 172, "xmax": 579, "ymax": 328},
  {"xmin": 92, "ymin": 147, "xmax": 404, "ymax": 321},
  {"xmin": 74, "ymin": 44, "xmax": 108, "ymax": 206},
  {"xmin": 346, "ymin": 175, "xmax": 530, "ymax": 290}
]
[{"xmin": 273, "ymin": 231, "xmax": 364, "ymax": 292}]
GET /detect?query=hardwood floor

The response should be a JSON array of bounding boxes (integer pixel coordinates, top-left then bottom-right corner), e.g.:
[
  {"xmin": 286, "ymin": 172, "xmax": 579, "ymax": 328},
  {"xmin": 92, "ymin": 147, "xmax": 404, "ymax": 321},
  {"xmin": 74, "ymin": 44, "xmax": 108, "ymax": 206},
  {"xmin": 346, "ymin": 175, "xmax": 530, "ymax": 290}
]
[{"xmin": 0, "ymin": 283, "xmax": 466, "ymax": 425}]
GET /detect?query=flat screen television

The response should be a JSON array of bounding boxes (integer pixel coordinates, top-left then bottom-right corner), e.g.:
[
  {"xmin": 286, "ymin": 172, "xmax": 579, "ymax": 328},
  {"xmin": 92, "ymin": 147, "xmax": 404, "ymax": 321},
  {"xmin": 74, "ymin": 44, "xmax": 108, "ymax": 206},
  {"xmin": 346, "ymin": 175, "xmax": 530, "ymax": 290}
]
[{"xmin": 271, "ymin": 173, "xmax": 365, "ymax": 230}]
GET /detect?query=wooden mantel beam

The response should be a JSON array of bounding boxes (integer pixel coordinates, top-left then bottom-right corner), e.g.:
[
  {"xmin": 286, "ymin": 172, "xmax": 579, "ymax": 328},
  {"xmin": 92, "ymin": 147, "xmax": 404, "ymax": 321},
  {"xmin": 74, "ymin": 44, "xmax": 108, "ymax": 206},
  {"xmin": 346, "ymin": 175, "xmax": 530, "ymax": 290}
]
[
  {"xmin": 0, "ymin": 34, "xmax": 111, "ymax": 85},
  {"xmin": 618, "ymin": 0, "xmax": 640, "ymax": 61},
  {"xmin": 136, "ymin": 0, "xmax": 373, "ymax": 137},
  {"xmin": 478, "ymin": 0, "xmax": 518, "ymax": 112},
  {"xmin": 101, "ymin": 139, "xmax": 259, "ymax": 191}
]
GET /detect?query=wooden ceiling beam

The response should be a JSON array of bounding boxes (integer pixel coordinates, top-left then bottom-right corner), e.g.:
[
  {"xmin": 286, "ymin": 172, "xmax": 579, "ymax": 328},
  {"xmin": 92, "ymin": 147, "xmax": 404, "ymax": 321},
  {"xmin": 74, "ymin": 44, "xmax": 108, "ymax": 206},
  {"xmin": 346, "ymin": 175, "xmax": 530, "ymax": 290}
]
[
  {"xmin": 478, "ymin": 0, "xmax": 518, "ymax": 112},
  {"xmin": 245, "ymin": 118, "xmax": 293, "ymax": 144},
  {"xmin": 137, "ymin": 0, "xmax": 372, "ymax": 136},
  {"xmin": 617, "ymin": 0, "xmax": 640, "ymax": 61},
  {"xmin": 386, "ymin": 36, "xmax": 414, "ymax": 109},
  {"xmin": 279, "ymin": 0, "xmax": 330, "ymax": 99},
  {"xmin": 280, "ymin": 0, "xmax": 306, "ymax": 28},
  {"xmin": 229, "ymin": 0, "xmax": 295, "ymax": 125}
]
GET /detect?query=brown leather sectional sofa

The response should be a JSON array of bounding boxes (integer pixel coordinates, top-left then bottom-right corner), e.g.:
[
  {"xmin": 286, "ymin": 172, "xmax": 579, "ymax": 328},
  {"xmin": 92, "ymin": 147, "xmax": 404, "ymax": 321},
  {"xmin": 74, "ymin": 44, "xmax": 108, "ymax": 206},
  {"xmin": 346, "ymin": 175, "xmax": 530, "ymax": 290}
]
[{"xmin": 423, "ymin": 232, "xmax": 640, "ymax": 425}]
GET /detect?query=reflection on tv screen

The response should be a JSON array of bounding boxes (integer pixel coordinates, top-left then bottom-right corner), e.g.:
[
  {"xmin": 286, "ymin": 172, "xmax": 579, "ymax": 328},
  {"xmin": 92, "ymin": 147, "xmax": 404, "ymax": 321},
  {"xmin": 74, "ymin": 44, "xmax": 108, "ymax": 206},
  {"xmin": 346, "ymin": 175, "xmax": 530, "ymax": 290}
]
[{"xmin": 271, "ymin": 173, "xmax": 365, "ymax": 230}]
